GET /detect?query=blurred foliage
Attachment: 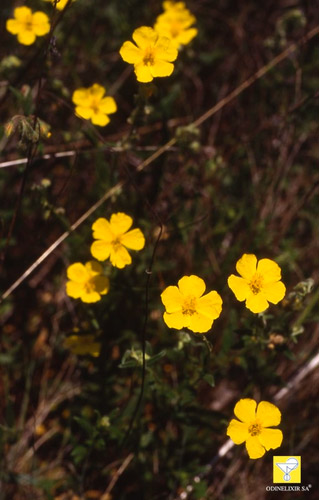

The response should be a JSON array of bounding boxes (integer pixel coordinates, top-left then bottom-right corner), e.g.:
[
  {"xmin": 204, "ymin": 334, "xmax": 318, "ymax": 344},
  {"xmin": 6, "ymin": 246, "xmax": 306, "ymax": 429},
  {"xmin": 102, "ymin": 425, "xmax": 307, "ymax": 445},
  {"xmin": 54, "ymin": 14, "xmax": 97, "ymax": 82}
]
[{"xmin": 1, "ymin": 1, "xmax": 319, "ymax": 499}]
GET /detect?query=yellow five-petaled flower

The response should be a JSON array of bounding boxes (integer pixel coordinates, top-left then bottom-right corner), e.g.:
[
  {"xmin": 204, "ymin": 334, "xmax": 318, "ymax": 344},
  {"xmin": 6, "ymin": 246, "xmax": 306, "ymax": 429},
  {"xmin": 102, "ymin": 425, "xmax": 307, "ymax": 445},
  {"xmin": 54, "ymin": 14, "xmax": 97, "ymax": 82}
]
[
  {"xmin": 6, "ymin": 7, "xmax": 50, "ymax": 46},
  {"xmin": 119, "ymin": 26, "xmax": 178, "ymax": 83},
  {"xmin": 66, "ymin": 261, "xmax": 109, "ymax": 303},
  {"xmin": 161, "ymin": 275, "xmax": 223, "ymax": 333},
  {"xmin": 227, "ymin": 253, "xmax": 286, "ymax": 313},
  {"xmin": 91, "ymin": 213, "xmax": 145, "ymax": 269},
  {"xmin": 72, "ymin": 83, "xmax": 117, "ymax": 127},
  {"xmin": 154, "ymin": 1, "xmax": 198, "ymax": 49},
  {"xmin": 227, "ymin": 398, "xmax": 283, "ymax": 459}
]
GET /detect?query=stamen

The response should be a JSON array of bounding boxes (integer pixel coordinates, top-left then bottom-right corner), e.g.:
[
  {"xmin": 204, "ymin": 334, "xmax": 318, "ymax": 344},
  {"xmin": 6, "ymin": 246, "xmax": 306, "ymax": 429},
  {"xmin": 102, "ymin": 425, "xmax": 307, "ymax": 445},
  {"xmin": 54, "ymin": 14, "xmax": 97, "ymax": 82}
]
[
  {"xmin": 182, "ymin": 297, "xmax": 197, "ymax": 316},
  {"xmin": 143, "ymin": 48, "xmax": 155, "ymax": 66},
  {"xmin": 248, "ymin": 421, "xmax": 262, "ymax": 436},
  {"xmin": 249, "ymin": 273, "xmax": 263, "ymax": 295}
]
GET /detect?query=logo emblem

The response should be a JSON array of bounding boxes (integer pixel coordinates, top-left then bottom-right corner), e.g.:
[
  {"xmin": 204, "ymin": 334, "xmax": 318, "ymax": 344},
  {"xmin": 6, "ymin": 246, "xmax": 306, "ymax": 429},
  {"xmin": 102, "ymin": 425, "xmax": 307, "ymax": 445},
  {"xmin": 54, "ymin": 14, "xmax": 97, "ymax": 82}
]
[{"xmin": 273, "ymin": 456, "xmax": 301, "ymax": 483}]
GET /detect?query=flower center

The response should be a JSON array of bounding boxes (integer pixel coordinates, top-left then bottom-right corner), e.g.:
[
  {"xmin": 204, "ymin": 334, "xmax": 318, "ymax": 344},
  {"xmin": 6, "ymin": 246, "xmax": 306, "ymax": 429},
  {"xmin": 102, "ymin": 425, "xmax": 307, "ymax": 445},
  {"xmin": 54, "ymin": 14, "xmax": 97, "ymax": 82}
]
[
  {"xmin": 248, "ymin": 420, "xmax": 262, "ymax": 436},
  {"xmin": 90, "ymin": 98, "xmax": 101, "ymax": 114},
  {"xmin": 249, "ymin": 273, "xmax": 263, "ymax": 295},
  {"xmin": 182, "ymin": 297, "xmax": 197, "ymax": 316},
  {"xmin": 84, "ymin": 279, "xmax": 95, "ymax": 294},
  {"xmin": 143, "ymin": 47, "xmax": 155, "ymax": 66},
  {"xmin": 112, "ymin": 236, "xmax": 123, "ymax": 251}
]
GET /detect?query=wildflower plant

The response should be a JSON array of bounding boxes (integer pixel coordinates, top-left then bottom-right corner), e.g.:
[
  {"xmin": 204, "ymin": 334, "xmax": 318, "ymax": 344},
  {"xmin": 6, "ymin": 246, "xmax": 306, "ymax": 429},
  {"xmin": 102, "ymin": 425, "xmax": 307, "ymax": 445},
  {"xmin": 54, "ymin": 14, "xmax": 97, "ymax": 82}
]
[
  {"xmin": 161, "ymin": 275, "xmax": 223, "ymax": 333},
  {"xmin": 91, "ymin": 212, "xmax": 145, "ymax": 269},
  {"xmin": 228, "ymin": 254, "xmax": 286, "ymax": 313},
  {"xmin": 6, "ymin": 7, "xmax": 50, "ymax": 46},
  {"xmin": 119, "ymin": 26, "xmax": 178, "ymax": 83},
  {"xmin": 72, "ymin": 84, "xmax": 117, "ymax": 126},
  {"xmin": 154, "ymin": 1, "xmax": 198, "ymax": 48},
  {"xmin": 66, "ymin": 261, "xmax": 109, "ymax": 303},
  {"xmin": 227, "ymin": 398, "xmax": 283, "ymax": 459}
]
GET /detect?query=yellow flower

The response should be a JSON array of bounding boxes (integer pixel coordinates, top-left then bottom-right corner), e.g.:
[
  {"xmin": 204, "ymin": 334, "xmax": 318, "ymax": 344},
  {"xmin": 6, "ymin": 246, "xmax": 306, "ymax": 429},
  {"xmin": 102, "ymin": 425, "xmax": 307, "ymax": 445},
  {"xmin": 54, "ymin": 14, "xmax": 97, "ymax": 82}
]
[
  {"xmin": 72, "ymin": 83, "xmax": 117, "ymax": 127},
  {"xmin": 227, "ymin": 398, "xmax": 283, "ymax": 459},
  {"xmin": 161, "ymin": 275, "xmax": 223, "ymax": 333},
  {"xmin": 227, "ymin": 253, "xmax": 286, "ymax": 313},
  {"xmin": 64, "ymin": 334, "xmax": 101, "ymax": 357},
  {"xmin": 90, "ymin": 213, "xmax": 145, "ymax": 269},
  {"xmin": 6, "ymin": 7, "xmax": 50, "ymax": 46},
  {"xmin": 154, "ymin": 2, "xmax": 198, "ymax": 48},
  {"xmin": 66, "ymin": 261, "xmax": 109, "ymax": 303},
  {"xmin": 43, "ymin": 0, "xmax": 76, "ymax": 10},
  {"xmin": 119, "ymin": 26, "xmax": 178, "ymax": 83}
]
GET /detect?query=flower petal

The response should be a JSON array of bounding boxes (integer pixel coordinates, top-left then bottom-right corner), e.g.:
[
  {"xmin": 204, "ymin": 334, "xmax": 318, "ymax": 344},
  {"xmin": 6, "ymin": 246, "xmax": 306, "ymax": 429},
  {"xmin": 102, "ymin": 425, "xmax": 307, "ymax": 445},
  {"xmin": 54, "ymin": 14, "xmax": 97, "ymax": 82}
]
[
  {"xmin": 154, "ymin": 37, "xmax": 178, "ymax": 61},
  {"xmin": 227, "ymin": 275, "xmax": 251, "ymax": 301},
  {"xmin": 196, "ymin": 291, "xmax": 223, "ymax": 320},
  {"xmin": 134, "ymin": 63, "xmax": 153, "ymax": 83},
  {"xmin": 256, "ymin": 401, "xmax": 281, "ymax": 427},
  {"xmin": 92, "ymin": 217, "xmax": 113, "ymax": 241},
  {"xmin": 72, "ymin": 88, "xmax": 89, "ymax": 105},
  {"xmin": 132, "ymin": 26, "xmax": 158, "ymax": 49},
  {"xmin": 119, "ymin": 41, "xmax": 142, "ymax": 64},
  {"xmin": 92, "ymin": 276, "xmax": 110, "ymax": 295},
  {"xmin": 14, "ymin": 6, "xmax": 32, "ymax": 21},
  {"xmin": 163, "ymin": 311, "xmax": 185, "ymax": 329},
  {"xmin": 91, "ymin": 111, "xmax": 110, "ymax": 127},
  {"xmin": 32, "ymin": 12, "xmax": 50, "ymax": 36},
  {"xmin": 245, "ymin": 293, "xmax": 269, "ymax": 313},
  {"xmin": 187, "ymin": 312, "xmax": 214, "ymax": 333},
  {"xmin": 259, "ymin": 428, "xmax": 283, "ymax": 451},
  {"xmin": 236, "ymin": 254, "xmax": 257, "ymax": 280},
  {"xmin": 234, "ymin": 398, "xmax": 257, "ymax": 423},
  {"xmin": 176, "ymin": 27, "xmax": 198, "ymax": 46},
  {"xmin": 99, "ymin": 96, "xmax": 117, "ymax": 115},
  {"xmin": 262, "ymin": 281, "xmax": 286, "ymax": 305},
  {"xmin": 85, "ymin": 260, "xmax": 103, "ymax": 277},
  {"xmin": 6, "ymin": 19, "xmax": 20, "ymax": 35},
  {"xmin": 17, "ymin": 30, "xmax": 36, "ymax": 45},
  {"xmin": 67, "ymin": 263, "xmax": 88, "ymax": 283},
  {"xmin": 178, "ymin": 275, "xmax": 206, "ymax": 298},
  {"xmin": 89, "ymin": 83, "xmax": 105, "ymax": 99},
  {"xmin": 81, "ymin": 291, "xmax": 101, "ymax": 303},
  {"xmin": 66, "ymin": 281, "xmax": 84, "ymax": 299},
  {"xmin": 90, "ymin": 241, "xmax": 111, "ymax": 261},
  {"xmin": 227, "ymin": 419, "xmax": 249, "ymax": 444},
  {"xmin": 161, "ymin": 286, "xmax": 183, "ymax": 313},
  {"xmin": 121, "ymin": 228, "xmax": 145, "ymax": 250},
  {"xmin": 110, "ymin": 213, "xmax": 133, "ymax": 235},
  {"xmin": 150, "ymin": 60, "xmax": 175, "ymax": 78},
  {"xmin": 257, "ymin": 258, "xmax": 282, "ymax": 284},
  {"xmin": 109, "ymin": 245, "xmax": 132, "ymax": 268},
  {"xmin": 75, "ymin": 106, "xmax": 93, "ymax": 120},
  {"xmin": 245, "ymin": 436, "xmax": 265, "ymax": 459}
]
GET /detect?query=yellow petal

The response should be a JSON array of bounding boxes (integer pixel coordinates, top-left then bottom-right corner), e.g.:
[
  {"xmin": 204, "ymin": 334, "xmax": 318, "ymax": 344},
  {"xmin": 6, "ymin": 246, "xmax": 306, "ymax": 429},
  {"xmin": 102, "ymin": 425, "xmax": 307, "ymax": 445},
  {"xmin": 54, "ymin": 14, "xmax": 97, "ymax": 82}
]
[
  {"xmin": 119, "ymin": 41, "xmax": 142, "ymax": 64},
  {"xmin": 196, "ymin": 291, "xmax": 223, "ymax": 320},
  {"xmin": 176, "ymin": 27, "xmax": 197, "ymax": 45},
  {"xmin": 187, "ymin": 312, "xmax": 214, "ymax": 333},
  {"xmin": 228, "ymin": 275, "xmax": 251, "ymax": 301},
  {"xmin": 67, "ymin": 263, "xmax": 88, "ymax": 283},
  {"xmin": 154, "ymin": 37, "xmax": 178, "ymax": 61},
  {"xmin": 109, "ymin": 213, "xmax": 133, "ymax": 235},
  {"xmin": 92, "ymin": 276, "xmax": 110, "ymax": 295},
  {"xmin": 245, "ymin": 293, "xmax": 269, "ymax": 313},
  {"xmin": 90, "ymin": 241, "xmax": 111, "ymax": 261},
  {"xmin": 226, "ymin": 419, "xmax": 249, "ymax": 444},
  {"xmin": 85, "ymin": 260, "xmax": 103, "ymax": 277},
  {"xmin": 81, "ymin": 291, "xmax": 101, "ymax": 303},
  {"xmin": 259, "ymin": 428, "xmax": 283, "ymax": 451},
  {"xmin": 257, "ymin": 258, "xmax": 282, "ymax": 284},
  {"xmin": 245, "ymin": 436, "xmax": 265, "ymax": 459},
  {"xmin": 134, "ymin": 63, "xmax": 153, "ymax": 83},
  {"xmin": 150, "ymin": 60, "xmax": 175, "ymax": 78},
  {"xmin": 236, "ymin": 254, "xmax": 257, "ymax": 280},
  {"xmin": 72, "ymin": 88, "xmax": 89, "ymax": 105},
  {"xmin": 100, "ymin": 96, "xmax": 117, "ymax": 115},
  {"xmin": 163, "ymin": 311, "xmax": 185, "ymax": 329},
  {"xmin": 132, "ymin": 26, "xmax": 158, "ymax": 49},
  {"xmin": 92, "ymin": 217, "xmax": 113, "ymax": 241},
  {"xmin": 91, "ymin": 111, "xmax": 110, "ymax": 127},
  {"xmin": 178, "ymin": 275, "xmax": 206, "ymax": 298},
  {"xmin": 256, "ymin": 401, "xmax": 281, "ymax": 427},
  {"xmin": 32, "ymin": 12, "xmax": 50, "ymax": 36},
  {"xmin": 66, "ymin": 281, "xmax": 84, "ymax": 299},
  {"xmin": 14, "ymin": 6, "xmax": 32, "ymax": 21},
  {"xmin": 75, "ymin": 106, "xmax": 93, "ymax": 120},
  {"xmin": 89, "ymin": 83, "xmax": 105, "ymax": 99},
  {"xmin": 17, "ymin": 30, "xmax": 36, "ymax": 45},
  {"xmin": 6, "ymin": 19, "xmax": 20, "ymax": 35},
  {"xmin": 109, "ymin": 245, "xmax": 132, "ymax": 268},
  {"xmin": 262, "ymin": 281, "xmax": 286, "ymax": 305},
  {"xmin": 161, "ymin": 286, "xmax": 183, "ymax": 313},
  {"xmin": 121, "ymin": 228, "xmax": 145, "ymax": 250},
  {"xmin": 234, "ymin": 398, "xmax": 257, "ymax": 423}
]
